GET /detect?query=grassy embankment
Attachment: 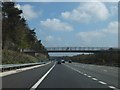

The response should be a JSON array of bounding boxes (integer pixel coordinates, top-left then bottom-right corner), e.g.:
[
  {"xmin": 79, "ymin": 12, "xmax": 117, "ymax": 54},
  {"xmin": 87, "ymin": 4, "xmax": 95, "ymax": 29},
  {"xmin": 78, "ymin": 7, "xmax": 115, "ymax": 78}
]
[{"xmin": 2, "ymin": 50, "xmax": 48, "ymax": 64}]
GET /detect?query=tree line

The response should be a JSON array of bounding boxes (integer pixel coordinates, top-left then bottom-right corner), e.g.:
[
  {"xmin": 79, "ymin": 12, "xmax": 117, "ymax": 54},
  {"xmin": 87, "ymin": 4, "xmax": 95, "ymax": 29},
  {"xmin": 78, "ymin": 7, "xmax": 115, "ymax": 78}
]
[
  {"xmin": 2, "ymin": 2, "xmax": 48, "ymax": 56},
  {"xmin": 63, "ymin": 50, "xmax": 119, "ymax": 67}
]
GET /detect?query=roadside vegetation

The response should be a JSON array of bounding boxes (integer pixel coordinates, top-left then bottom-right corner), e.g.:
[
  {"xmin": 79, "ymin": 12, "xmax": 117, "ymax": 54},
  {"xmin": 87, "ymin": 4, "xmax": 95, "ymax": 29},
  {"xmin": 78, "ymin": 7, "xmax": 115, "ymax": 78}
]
[
  {"xmin": 62, "ymin": 50, "xmax": 119, "ymax": 67},
  {"xmin": 2, "ymin": 2, "xmax": 49, "ymax": 64},
  {"xmin": 2, "ymin": 50, "xmax": 39, "ymax": 64}
]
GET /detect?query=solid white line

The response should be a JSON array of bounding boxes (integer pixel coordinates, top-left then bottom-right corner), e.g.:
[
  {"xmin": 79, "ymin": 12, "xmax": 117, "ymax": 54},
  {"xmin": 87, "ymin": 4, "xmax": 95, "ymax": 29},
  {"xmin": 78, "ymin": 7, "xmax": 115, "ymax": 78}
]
[
  {"xmin": 0, "ymin": 62, "xmax": 51, "ymax": 77},
  {"xmin": 99, "ymin": 81, "xmax": 107, "ymax": 85},
  {"xmin": 30, "ymin": 63, "xmax": 56, "ymax": 90}
]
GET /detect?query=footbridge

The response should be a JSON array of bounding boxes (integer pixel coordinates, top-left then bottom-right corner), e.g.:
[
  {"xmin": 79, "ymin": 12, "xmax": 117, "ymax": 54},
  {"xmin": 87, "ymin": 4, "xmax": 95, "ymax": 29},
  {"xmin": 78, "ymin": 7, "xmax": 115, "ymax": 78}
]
[{"xmin": 23, "ymin": 47, "xmax": 119, "ymax": 53}]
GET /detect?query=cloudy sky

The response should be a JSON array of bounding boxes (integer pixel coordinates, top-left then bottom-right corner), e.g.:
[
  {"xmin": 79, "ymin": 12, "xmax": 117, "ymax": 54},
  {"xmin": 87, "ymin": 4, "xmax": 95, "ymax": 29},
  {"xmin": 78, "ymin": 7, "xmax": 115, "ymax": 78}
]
[{"xmin": 15, "ymin": 1, "xmax": 118, "ymax": 56}]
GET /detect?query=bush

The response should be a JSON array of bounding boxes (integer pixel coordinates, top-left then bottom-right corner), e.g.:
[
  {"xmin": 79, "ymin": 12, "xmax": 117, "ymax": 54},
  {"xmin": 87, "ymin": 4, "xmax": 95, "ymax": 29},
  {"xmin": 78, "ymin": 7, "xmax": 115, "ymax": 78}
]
[{"xmin": 2, "ymin": 50, "xmax": 42, "ymax": 64}]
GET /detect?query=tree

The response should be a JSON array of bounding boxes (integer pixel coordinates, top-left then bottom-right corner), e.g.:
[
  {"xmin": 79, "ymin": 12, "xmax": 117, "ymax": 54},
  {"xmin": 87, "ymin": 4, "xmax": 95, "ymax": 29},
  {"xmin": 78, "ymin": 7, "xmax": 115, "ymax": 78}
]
[
  {"xmin": 2, "ymin": 2, "xmax": 22, "ymax": 50},
  {"xmin": 2, "ymin": 2, "xmax": 49, "ymax": 58}
]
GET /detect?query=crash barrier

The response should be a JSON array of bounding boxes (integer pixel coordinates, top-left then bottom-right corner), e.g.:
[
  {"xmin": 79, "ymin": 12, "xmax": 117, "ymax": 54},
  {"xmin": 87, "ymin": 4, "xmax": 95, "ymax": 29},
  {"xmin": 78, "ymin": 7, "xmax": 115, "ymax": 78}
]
[{"xmin": 0, "ymin": 62, "xmax": 47, "ymax": 72}]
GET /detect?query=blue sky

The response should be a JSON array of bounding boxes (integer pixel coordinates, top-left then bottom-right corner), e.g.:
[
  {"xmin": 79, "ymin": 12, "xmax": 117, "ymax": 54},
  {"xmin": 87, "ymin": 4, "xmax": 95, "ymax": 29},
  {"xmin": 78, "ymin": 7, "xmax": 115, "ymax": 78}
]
[{"xmin": 15, "ymin": 2, "xmax": 118, "ymax": 56}]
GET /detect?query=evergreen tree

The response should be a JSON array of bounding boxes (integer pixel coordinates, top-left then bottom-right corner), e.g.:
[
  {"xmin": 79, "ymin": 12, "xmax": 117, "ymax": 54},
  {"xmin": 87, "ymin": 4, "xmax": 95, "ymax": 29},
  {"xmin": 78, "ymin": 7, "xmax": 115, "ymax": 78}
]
[{"xmin": 2, "ymin": 2, "xmax": 48, "ymax": 57}]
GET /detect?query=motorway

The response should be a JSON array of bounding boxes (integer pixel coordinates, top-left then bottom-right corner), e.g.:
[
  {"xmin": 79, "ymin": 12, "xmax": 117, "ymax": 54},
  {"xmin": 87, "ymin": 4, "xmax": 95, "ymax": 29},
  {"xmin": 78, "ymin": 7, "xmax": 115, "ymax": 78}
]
[{"xmin": 2, "ymin": 62, "xmax": 119, "ymax": 89}]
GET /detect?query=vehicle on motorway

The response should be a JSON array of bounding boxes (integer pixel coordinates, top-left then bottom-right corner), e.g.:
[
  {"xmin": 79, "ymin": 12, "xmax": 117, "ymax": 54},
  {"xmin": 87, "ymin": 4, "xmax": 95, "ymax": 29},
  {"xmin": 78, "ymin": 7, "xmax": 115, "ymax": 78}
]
[
  {"xmin": 61, "ymin": 60, "xmax": 65, "ymax": 63},
  {"xmin": 68, "ymin": 60, "xmax": 72, "ymax": 63},
  {"xmin": 57, "ymin": 60, "xmax": 61, "ymax": 64}
]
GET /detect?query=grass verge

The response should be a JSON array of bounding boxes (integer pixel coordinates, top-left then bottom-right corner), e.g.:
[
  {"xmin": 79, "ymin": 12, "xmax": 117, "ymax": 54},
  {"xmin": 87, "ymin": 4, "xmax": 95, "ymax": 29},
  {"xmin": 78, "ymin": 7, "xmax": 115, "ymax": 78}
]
[{"xmin": 2, "ymin": 49, "xmax": 48, "ymax": 64}]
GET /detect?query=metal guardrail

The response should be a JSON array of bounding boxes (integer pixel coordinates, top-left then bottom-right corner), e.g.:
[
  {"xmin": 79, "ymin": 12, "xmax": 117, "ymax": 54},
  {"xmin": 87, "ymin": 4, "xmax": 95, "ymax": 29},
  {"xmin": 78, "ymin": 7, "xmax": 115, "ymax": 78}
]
[{"xmin": 0, "ymin": 62, "xmax": 48, "ymax": 72}]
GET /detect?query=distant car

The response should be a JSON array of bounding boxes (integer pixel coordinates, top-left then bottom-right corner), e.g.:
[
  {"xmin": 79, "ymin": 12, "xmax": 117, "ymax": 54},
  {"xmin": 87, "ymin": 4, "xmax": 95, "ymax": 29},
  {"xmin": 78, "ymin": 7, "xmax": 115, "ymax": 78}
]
[
  {"xmin": 68, "ymin": 60, "xmax": 72, "ymax": 63},
  {"xmin": 61, "ymin": 60, "xmax": 65, "ymax": 63},
  {"xmin": 57, "ymin": 60, "xmax": 61, "ymax": 64}
]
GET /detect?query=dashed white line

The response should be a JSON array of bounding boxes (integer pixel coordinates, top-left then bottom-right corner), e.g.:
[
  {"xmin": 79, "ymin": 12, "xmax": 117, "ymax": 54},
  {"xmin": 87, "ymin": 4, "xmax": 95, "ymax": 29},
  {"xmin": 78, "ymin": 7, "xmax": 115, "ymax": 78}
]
[
  {"xmin": 87, "ymin": 75, "xmax": 92, "ymax": 78},
  {"xmin": 84, "ymin": 74, "xmax": 87, "ymax": 76},
  {"xmin": 99, "ymin": 81, "xmax": 107, "ymax": 85},
  {"xmin": 108, "ymin": 86, "xmax": 116, "ymax": 89},
  {"xmin": 103, "ymin": 70, "xmax": 107, "ymax": 72},
  {"xmin": 30, "ymin": 63, "xmax": 56, "ymax": 90},
  {"xmin": 78, "ymin": 71, "xmax": 81, "ymax": 73},
  {"xmin": 64, "ymin": 64, "xmax": 118, "ymax": 89},
  {"xmin": 92, "ymin": 78, "xmax": 98, "ymax": 81},
  {"xmin": 64, "ymin": 64, "xmax": 85, "ymax": 75}
]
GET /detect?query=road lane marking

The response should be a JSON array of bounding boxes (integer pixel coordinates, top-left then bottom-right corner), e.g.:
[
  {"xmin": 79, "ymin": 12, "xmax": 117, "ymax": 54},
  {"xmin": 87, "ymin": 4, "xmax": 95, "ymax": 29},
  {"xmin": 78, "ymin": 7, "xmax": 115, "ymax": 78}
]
[
  {"xmin": 108, "ymin": 86, "xmax": 116, "ymax": 89},
  {"xmin": 87, "ymin": 75, "xmax": 92, "ymax": 78},
  {"xmin": 98, "ymin": 81, "xmax": 107, "ymax": 85},
  {"xmin": 92, "ymin": 78, "xmax": 97, "ymax": 80},
  {"xmin": 30, "ymin": 63, "xmax": 56, "ymax": 90},
  {"xmin": 0, "ymin": 62, "xmax": 52, "ymax": 77},
  {"xmin": 64, "ymin": 64, "xmax": 83, "ymax": 74},
  {"xmin": 84, "ymin": 74, "xmax": 87, "ymax": 76},
  {"xmin": 103, "ymin": 70, "xmax": 107, "ymax": 72},
  {"xmin": 64, "ymin": 64, "xmax": 118, "ymax": 89}
]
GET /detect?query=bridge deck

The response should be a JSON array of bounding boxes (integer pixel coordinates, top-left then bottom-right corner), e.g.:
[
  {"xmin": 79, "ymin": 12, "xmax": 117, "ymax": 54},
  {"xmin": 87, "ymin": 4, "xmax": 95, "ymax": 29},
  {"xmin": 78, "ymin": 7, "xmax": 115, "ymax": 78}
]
[{"xmin": 23, "ymin": 47, "xmax": 119, "ymax": 53}]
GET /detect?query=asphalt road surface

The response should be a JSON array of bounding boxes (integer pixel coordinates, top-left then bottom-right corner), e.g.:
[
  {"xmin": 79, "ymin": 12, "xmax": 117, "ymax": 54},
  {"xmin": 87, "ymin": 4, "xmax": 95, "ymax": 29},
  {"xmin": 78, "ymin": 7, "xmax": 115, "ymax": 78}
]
[
  {"xmin": 2, "ymin": 62, "xmax": 119, "ymax": 89},
  {"xmin": 64, "ymin": 62, "xmax": 119, "ymax": 89},
  {"xmin": 2, "ymin": 62, "xmax": 54, "ymax": 89}
]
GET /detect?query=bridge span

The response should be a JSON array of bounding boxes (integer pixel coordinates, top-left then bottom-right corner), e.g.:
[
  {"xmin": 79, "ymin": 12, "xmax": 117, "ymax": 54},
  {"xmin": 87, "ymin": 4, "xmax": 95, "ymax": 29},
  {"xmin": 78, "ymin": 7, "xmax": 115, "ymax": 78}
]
[{"xmin": 23, "ymin": 47, "xmax": 119, "ymax": 53}]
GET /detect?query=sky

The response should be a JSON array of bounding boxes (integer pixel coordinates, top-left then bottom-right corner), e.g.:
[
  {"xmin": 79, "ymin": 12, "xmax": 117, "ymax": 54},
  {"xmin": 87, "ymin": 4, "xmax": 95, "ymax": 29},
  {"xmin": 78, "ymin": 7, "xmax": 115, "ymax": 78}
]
[{"xmin": 15, "ymin": 1, "xmax": 118, "ymax": 56}]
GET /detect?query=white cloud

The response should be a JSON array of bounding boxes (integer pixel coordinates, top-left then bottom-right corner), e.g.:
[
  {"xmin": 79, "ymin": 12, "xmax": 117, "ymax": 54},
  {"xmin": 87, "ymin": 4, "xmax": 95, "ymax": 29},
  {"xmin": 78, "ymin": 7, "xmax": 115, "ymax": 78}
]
[
  {"xmin": 21, "ymin": 5, "xmax": 38, "ymax": 20},
  {"xmin": 102, "ymin": 21, "xmax": 118, "ymax": 34},
  {"xmin": 40, "ymin": 18, "xmax": 73, "ymax": 31},
  {"xmin": 110, "ymin": 5, "xmax": 118, "ymax": 16},
  {"xmin": 15, "ymin": 4, "xmax": 21, "ymax": 10},
  {"xmin": 77, "ymin": 31, "xmax": 104, "ymax": 43},
  {"xmin": 61, "ymin": 2, "xmax": 109, "ymax": 23},
  {"xmin": 62, "ymin": 10, "xmax": 91, "ymax": 23},
  {"xmin": 45, "ymin": 35, "xmax": 62, "ymax": 42},
  {"xmin": 45, "ymin": 35, "xmax": 54, "ymax": 42},
  {"xmin": 44, "ymin": 35, "xmax": 63, "ymax": 47},
  {"xmin": 16, "ymin": 4, "xmax": 39, "ymax": 20},
  {"xmin": 58, "ymin": 37, "xmax": 62, "ymax": 41},
  {"xmin": 77, "ymin": 21, "xmax": 118, "ymax": 42}
]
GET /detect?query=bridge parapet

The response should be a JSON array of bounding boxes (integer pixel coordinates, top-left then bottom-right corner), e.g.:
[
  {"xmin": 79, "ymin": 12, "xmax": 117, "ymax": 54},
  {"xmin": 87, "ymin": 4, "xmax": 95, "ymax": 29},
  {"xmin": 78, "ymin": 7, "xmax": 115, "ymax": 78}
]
[
  {"xmin": 23, "ymin": 47, "xmax": 119, "ymax": 53},
  {"xmin": 46, "ymin": 47, "xmax": 110, "ymax": 51}
]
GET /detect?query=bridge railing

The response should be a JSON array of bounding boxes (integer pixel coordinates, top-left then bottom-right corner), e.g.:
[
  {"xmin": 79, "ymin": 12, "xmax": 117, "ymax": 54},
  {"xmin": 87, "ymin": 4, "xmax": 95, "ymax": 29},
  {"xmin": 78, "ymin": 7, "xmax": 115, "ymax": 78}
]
[
  {"xmin": 22, "ymin": 47, "xmax": 119, "ymax": 53},
  {"xmin": 46, "ymin": 47, "xmax": 111, "ymax": 51}
]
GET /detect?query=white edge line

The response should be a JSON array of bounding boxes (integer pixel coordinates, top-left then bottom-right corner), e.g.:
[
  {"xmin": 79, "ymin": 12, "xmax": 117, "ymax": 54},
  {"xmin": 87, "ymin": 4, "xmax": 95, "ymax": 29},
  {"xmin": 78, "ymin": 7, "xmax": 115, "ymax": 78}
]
[
  {"xmin": 30, "ymin": 63, "xmax": 56, "ymax": 90},
  {"xmin": 0, "ymin": 62, "xmax": 51, "ymax": 77}
]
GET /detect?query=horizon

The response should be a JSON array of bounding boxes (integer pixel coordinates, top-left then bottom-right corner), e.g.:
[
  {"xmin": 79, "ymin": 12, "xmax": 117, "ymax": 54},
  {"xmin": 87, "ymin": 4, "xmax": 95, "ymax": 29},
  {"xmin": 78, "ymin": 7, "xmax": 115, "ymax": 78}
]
[{"xmin": 15, "ymin": 1, "xmax": 118, "ymax": 56}]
